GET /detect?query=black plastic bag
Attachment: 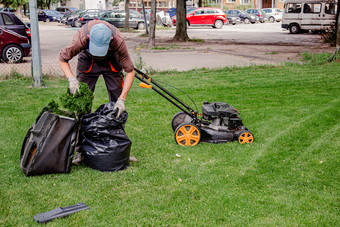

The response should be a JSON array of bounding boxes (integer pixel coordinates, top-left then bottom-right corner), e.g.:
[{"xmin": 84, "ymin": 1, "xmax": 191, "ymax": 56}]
[{"xmin": 81, "ymin": 102, "xmax": 131, "ymax": 172}]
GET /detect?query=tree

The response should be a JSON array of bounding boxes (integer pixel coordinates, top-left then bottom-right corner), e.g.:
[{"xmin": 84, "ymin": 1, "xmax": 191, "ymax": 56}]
[
  {"xmin": 124, "ymin": 0, "xmax": 130, "ymax": 31},
  {"xmin": 329, "ymin": 0, "xmax": 340, "ymax": 61},
  {"xmin": 337, "ymin": 7, "xmax": 340, "ymax": 52},
  {"xmin": 0, "ymin": 0, "xmax": 13, "ymax": 7},
  {"xmin": 46, "ymin": 0, "xmax": 52, "ymax": 9},
  {"xmin": 148, "ymin": 0, "xmax": 156, "ymax": 47},
  {"xmin": 335, "ymin": 1, "xmax": 340, "ymax": 54},
  {"xmin": 173, "ymin": 0, "xmax": 189, "ymax": 41}
]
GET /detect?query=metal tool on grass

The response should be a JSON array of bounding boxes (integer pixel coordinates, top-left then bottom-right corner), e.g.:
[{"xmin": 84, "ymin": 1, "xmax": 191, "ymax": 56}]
[{"xmin": 134, "ymin": 68, "xmax": 254, "ymax": 146}]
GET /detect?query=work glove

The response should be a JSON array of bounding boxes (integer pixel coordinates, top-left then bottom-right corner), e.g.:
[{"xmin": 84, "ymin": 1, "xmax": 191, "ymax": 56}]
[
  {"xmin": 68, "ymin": 76, "xmax": 80, "ymax": 95},
  {"xmin": 113, "ymin": 98, "xmax": 125, "ymax": 119}
]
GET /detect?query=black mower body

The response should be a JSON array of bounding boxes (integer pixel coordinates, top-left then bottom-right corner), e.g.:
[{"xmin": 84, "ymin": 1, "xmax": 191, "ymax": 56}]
[
  {"xmin": 202, "ymin": 101, "xmax": 240, "ymax": 119},
  {"xmin": 200, "ymin": 101, "xmax": 251, "ymax": 144}
]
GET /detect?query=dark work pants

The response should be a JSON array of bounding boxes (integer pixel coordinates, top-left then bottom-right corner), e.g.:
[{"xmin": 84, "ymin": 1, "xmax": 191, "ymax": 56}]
[{"xmin": 77, "ymin": 70, "xmax": 123, "ymax": 102}]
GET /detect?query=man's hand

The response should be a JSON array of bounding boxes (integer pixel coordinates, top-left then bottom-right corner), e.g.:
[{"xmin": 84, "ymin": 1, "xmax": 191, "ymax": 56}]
[
  {"xmin": 113, "ymin": 98, "xmax": 125, "ymax": 119},
  {"xmin": 68, "ymin": 76, "xmax": 80, "ymax": 95}
]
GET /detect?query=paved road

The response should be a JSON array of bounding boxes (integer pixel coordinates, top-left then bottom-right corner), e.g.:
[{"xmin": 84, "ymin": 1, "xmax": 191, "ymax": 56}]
[
  {"xmin": 1, "ymin": 21, "xmax": 331, "ymax": 75},
  {"xmin": 157, "ymin": 22, "xmax": 322, "ymax": 45}
]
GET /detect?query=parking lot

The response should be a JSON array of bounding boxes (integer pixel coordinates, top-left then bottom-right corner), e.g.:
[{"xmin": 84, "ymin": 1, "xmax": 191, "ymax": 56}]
[{"xmin": 1, "ymin": 21, "xmax": 334, "ymax": 75}]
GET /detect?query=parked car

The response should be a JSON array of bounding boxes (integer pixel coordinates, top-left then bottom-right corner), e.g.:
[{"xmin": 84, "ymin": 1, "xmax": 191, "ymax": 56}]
[
  {"xmin": 245, "ymin": 8, "xmax": 266, "ymax": 23},
  {"xmin": 75, "ymin": 9, "xmax": 107, "ymax": 27},
  {"xmin": 167, "ymin": 7, "xmax": 196, "ymax": 18},
  {"xmin": 140, "ymin": 9, "xmax": 163, "ymax": 20},
  {"xmin": 262, "ymin": 8, "xmax": 283, "ymax": 22},
  {"xmin": 38, "ymin": 10, "xmax": 63, "ymax": 22},
  {"xmin": 55, "ymin": 6, "xmax": 78, "ymax": 15},
  {"xmin": 167, "ymin": 7, "xmax": 177, "ymax": 18},
  {"xmin": 0, "ymin": 7, "xmax": 15, "ymax": 12},
  {"xmin": 60, "ymin": 10, "xmax": 84, "ymax": 27},
  {"xmin": 282, "ymin": 0, "xmax": 337, "ymax": 34},
  {"xmin": 173, "ymin": 7, "xmax": 227, "ymax": 29},
  {"xmin": 47, "ymin": 10, "xmax": 63, "ymax": 20},
  {"xmin": 225, "ymin": 14, "xmax": 241, "ymax": 25},
  {"xmin": 0, "ymin": 12, "xmax": 31, "ymax": 42},
  {"xmin": 98, "ymin": 11, "xmax": 147, "ymax": 30},
  {"xmin": 115, "ymin": 9, "xmax": 142, "ymax": 18},
  {"xmin": 225, "ymin": 9, "xmax": 258, "ymax": 24},
  {"xmin": 59, "ymin": 12, "xmax": 69, "ymax": 24},
  {"xmin": 0, "ymin": 27, "xmax": 30, "ymax": 63}
]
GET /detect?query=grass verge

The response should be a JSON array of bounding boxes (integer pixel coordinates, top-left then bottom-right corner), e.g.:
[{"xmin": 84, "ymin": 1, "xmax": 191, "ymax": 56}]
[{"xmin": 0, "ymin": 63, "xmax": 339, "ymax": 226}]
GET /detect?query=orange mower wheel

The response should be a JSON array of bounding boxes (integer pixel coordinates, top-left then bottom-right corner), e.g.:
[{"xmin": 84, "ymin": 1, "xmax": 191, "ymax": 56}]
[
  {"xmin": 237, "ymin": 131, "xmax": 254, "ymax": 144},
  {"xmin": 175, "ymin": 123, "xmax": 201, "ymax": 146}
]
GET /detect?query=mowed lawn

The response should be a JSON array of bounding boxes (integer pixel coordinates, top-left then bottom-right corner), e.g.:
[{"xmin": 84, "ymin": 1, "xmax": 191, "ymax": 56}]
[{"xmin": 0, "ymin": 63, "xmax": 339, "ymax": 226}]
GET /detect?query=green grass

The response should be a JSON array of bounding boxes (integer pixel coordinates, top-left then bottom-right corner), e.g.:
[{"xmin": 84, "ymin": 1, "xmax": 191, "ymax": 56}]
[
  {"xmin": 189, "ymin": 38, "xmax": 205, "ymax": 43},
  {"xmin": 265, "ymin": 51, "xmax": 278, "ymax": 55},
  {"xmin": 301, "ymin": 51, "xmax": 339, "ymax": 65},
  {"xmin": 151, "ymin": 45, "xmax": 180, "ymax": 50},
  {"xmin": 151, "ymin": 44, "xmax": 192, "ymax": 50},
  {"xmin": 0, "ymin": 63, "xmax": 340, "ymax": 226}
]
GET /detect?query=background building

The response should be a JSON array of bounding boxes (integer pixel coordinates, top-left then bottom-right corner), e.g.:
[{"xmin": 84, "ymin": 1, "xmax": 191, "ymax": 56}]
[
  {"xmin": 56, "ymin": 0, "xmax": 284, "ymax": 12},
  {"xmin": 55, "ymin": 0, "xmax": 107, "ymax": 10}
]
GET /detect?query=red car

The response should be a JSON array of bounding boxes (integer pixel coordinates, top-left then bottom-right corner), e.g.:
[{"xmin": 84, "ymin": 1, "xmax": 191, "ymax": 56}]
[
  {"xmin": 173, "ymin": 7, "xmax": 227, "ymax": 29},
  {"xmin": 0, "ymin": 27, "xmax": 31, "ymax": 63}
]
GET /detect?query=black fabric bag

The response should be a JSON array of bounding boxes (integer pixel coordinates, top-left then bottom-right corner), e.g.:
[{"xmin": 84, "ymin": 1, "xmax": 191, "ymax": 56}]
[
  {"xmin": 81, "ymin": 102, "xmax": 131, "ymax": 172},
  {"xmin": 20, "ymin": 111, "xmax": 77, "ymax": 176}
]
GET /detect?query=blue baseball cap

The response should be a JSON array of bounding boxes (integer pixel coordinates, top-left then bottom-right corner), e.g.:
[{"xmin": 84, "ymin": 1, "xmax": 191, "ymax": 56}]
[{"xmin": 89, "ymin": 23, "xmax": 112, "ymax": 57}]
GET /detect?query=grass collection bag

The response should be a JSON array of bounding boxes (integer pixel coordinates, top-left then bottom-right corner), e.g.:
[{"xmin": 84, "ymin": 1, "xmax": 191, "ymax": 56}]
[{"xmin": 20, "ymin": 111, "xmax": 77, "ymax": 176}]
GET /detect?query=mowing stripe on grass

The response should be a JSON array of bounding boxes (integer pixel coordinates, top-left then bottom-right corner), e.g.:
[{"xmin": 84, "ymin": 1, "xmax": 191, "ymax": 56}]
[{"xmin": 241, "ymin": 97, "xmax": 340, "ymax": 173}]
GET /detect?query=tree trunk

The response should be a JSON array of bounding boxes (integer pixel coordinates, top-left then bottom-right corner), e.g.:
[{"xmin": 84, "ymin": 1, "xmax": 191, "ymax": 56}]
[
  {"xmin": 328, "ymin": 1, "xmax": 339, "ymax": 61},
  {"xmin": 173, "ymin": 0, "xmax": 189, "ymax": 41},
  {"xmin": 336, "ymin": 0, "xmax": 340, "ymax": 51},
  {"xmin": 15, "ymin": 3, "xmax": 24, "ymax": 20},
  {"xmin": 148, "ymin": 0, "xmax": 156, "ymax": 48},
  {"xmin": 125, "ymin": 0, "xmax": 130, "ymax": 31},
  {"xmin": 46, "ymin": 0, "xmax": 51, "ymax": 9},
  {"xmin": 23, "ymin": 4, "xmax": 27, "ymax": 16}
]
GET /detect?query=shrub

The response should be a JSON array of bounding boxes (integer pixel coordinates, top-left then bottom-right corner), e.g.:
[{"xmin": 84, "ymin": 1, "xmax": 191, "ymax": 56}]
[{"xmin": 320, "ymin": 27, "xmax": 336, "ymax": 46}]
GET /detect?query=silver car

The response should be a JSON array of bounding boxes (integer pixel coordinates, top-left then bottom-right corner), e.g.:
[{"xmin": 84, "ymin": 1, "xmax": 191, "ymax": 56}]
[{"xmin": 263, "ymin": 8, "xmax": 283, "ymax": 23}]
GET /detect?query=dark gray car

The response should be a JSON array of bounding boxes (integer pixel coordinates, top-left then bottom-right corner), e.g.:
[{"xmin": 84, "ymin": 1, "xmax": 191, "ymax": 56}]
[
  {"xmin": 225, "ymin": 9, "xmax": 258, "ymax": 24},
  {"xmin": 75, "ymin": 9, "xmax": 107, "ymax": 27},
  {"xmin": 225, "ymin": 14, "xmax": 241, "ymax": 25},
  {"xmin": 245, "ymin": 9, "xmax": 266, "ymax": 23},
  {"xmin": 98, "ymin": 11, "xmax": 147, "ymax": 30}
]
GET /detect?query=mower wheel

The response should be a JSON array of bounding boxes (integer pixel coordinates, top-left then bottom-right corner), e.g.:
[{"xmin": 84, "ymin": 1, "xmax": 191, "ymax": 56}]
[
  {"xmin": 171, "ymin": 112, "xmax": 193, "ymax": 131},
  {"xmin": 175, "ymin": 123, "xmax": 201, "ymax": 146},
  {"xmin": 237, "ymin": 131, "xmax": 254, "ymax": 144}
]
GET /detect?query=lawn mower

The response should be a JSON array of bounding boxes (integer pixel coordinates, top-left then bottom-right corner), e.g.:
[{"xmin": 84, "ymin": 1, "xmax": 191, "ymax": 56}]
[{"xmin": 134, "ymin": 68, "xmax": 254, "ymax": 146}]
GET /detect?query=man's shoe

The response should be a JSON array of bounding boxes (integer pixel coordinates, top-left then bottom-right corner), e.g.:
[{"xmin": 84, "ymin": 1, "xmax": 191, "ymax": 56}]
[
  {"xmin": 72, "ymin": 152, "xmax": 84, "ymax": 165},
  {"xmin": 129, "ymin": 156, "xmax": 138, "ymax": 162}
]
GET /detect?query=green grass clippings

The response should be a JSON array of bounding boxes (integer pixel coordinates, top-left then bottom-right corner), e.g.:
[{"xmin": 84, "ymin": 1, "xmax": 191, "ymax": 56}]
[
  {"xmin": 39, "ymin": 100, "xmax": 75, "ymax": 119},
  {"xmin": 38, "ymin": 82, "xmax": 94, "ymax": 119},
  {"xmin": 59, "ymin": 82, "xmax": 94, "ymax": 116}
]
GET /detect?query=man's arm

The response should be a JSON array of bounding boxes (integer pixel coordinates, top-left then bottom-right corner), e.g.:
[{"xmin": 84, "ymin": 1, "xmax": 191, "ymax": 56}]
[
  {"xmin": 58, "ymin": 28, "xmax": 86, "ymax": 94},
  {"xmin": 59, "ymin": 59, "xmax": 80, "ymax": 94},
  {"xmin": 58, "ymin": 60, "xmax": 75, "ymax": 79},
  {"xmin": 119, "ymin": 70, "xmax": 134, "ymax": 100},
  {"xmin": 58, "ymin": 27, "xmax": 86, "ymax": 78},
  {"xmin": 114, "ymin": 70, "xmax": 134, "ymax": 119}
]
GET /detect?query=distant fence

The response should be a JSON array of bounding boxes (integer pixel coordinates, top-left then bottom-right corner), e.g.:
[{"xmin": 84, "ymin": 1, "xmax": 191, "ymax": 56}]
[{"xmin": 0, "ymin": 58, "xmax": 78, "ymax": 78}]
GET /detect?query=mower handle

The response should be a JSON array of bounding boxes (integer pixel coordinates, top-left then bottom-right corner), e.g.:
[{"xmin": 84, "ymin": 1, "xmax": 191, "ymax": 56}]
[{"xmin": 134, "ymin": 68, "xmax": 198, "ymax": 120}]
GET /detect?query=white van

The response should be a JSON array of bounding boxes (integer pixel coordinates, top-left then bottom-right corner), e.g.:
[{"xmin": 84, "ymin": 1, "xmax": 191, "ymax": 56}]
[{"xmin": 281, "ymin": 0, "xmax": 337, "ymax": 34}]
